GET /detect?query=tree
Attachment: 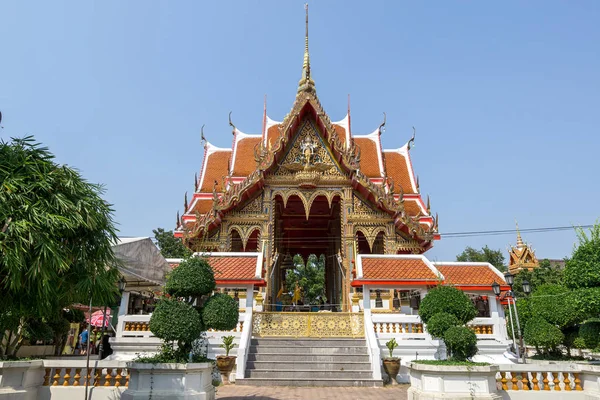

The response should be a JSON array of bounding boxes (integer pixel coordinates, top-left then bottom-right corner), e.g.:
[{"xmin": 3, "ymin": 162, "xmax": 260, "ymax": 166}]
[
  {"xmin": 564, "ymin": 223, "xmax": 600, "ymax": 289},
  {"xmin": 456, "ymin": 246, "xmax": 506, "ymax": 272},
  {"xmin": 284, "ymin": 254, "xmax": 326, "ymax": 305},
  {"xmin": 148, "ymin": 256, "xmax": 239, "ymax": 362},
  {"xmin": 512, "ymin": 259, "xmax": 564, "ymax": 298},
  {"xmin": 153, "ymin": 228, "xmax": 192, "ymax": 258},
  {"xmin": 0, "ymin": 136, "xmax": 119, "ymax": 357}
]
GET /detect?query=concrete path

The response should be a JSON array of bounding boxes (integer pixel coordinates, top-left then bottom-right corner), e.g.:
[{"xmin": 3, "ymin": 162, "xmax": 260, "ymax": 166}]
[{"xmin": 216, "ymin": 384, "xmax": 408, "ymax": 400}]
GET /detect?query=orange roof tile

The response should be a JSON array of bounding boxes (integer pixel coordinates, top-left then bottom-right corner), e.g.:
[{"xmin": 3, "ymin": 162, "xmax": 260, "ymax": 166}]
[
  {"xmin": 383, "ymin": 151, "xmax": 415, "ymax": 194},
  {"xmin": 207, "ymin": 256, "xmax": 257, "ymax": 280},
  {"xmin": 200, "ymin": 151, "xmax": 231, "ymax": 192},
  {"xmin": 266, "ymin": 124, "xmax": 281, "ymax": 147},
  {"xmin": 404, "ymin": 199, "xmax": 423, "ymax": 217},
  {"xmin": 192, "ymin": 199, "xmax": 213, "ymax": 215},
  {"xmin": 435, "ymin": 264, "xmax": 506, "ymax": 286},
  {"xmin": 232, "ymin": 137, "xmax": 260, "ymax": 176},
  {"xmin": 354, "ymin": 138, "xmax": 381, "ymax": 178},
  {"xmin": 361, "ymin": 257, "xmax": 438, "ymax": 280},
  {"xmin": 333, "ymin": 124, "xmax": 346, "ymax": 141}
]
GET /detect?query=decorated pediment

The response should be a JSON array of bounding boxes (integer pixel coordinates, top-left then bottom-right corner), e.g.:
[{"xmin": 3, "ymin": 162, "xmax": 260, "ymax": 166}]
[{"xmin": 270, "ymin": 119, "xmax": 345, "ymax": 186}]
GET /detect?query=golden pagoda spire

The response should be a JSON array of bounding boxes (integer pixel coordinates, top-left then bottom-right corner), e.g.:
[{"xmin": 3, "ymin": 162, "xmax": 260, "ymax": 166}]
[
  {"xmin": 298, "ymin": 4, "xmax": 315, "ymax": 93},
  {"xmin": 515, "ymin": 220, "xmax": 524, "ymax": 249}
]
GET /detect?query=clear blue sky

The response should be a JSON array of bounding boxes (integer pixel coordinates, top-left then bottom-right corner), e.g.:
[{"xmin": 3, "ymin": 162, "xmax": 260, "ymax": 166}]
[{"xmin": 1, "ymin": 1, "xmax": 599, "ymax": 263}]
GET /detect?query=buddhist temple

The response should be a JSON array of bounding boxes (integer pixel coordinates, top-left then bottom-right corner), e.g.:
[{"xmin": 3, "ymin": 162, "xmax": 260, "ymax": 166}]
[
  {"xmin": 508, "ymin": 222, "xmax": 539, "ymax": 274},
  {"xmin": 173, "ymin": 8, "xmax": 444, "ymax": 312},
  {"xmin": 107, "ymin": 8, "xmax": 514, "ymax": 384}
]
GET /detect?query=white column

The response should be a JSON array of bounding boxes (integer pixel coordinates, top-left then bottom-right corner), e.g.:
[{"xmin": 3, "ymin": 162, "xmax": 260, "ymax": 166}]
[
  {"xmin": 489, "ymin": 294, "xmax": 506, "ymax": 340},
  {"xmin": 363, "ymin": 286, "xmax": 371, "ymax": 311},
  {"xmin": 245, "ymin": 285, "xmax": 253, "ymax": 310},
  {"xmin": 118, "ymin": 291, "xmax": 130, "ymax": 316}
]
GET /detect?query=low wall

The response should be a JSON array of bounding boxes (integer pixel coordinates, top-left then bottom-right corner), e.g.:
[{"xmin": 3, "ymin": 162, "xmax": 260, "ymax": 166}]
[
  {"xmin": 16, "ymin": 345, "xmax": 56, "ymax": 358},
  {"xmin": 405, "ymin": 362, "xmax": 600, "ymax": 400}
]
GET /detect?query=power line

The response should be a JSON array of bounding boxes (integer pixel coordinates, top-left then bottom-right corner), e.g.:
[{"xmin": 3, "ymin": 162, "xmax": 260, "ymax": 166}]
[{"xmin": 224, "ymin": 223, "xmax": 591, "ymax": 244}]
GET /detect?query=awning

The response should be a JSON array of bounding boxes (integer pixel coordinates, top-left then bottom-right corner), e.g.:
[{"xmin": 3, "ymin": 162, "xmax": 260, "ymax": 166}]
[{"xmin": 112, "ymin": 237, "xmax": 170, "ymax": 287}]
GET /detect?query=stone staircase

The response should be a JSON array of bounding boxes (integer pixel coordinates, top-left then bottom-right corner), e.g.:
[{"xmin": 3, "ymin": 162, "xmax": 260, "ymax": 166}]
[{"xmin": 236, "ymin": 338, "xmax": 382, "ymax": 387}]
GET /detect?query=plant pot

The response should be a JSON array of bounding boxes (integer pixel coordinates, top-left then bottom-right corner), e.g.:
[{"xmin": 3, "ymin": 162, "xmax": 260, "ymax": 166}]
[
  {"xmin": 216, "ymin": 356, "xmax": 236, "ymax": 384},
  {"xmin": 383, "ymin": 357, "xmax": 401, "ymax": 385}
]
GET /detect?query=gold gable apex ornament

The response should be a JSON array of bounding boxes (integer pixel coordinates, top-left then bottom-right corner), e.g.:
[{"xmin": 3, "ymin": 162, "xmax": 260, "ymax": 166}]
[{"xmin": 508, "ymin": 220, "xmax": 539, "ymax": 274}]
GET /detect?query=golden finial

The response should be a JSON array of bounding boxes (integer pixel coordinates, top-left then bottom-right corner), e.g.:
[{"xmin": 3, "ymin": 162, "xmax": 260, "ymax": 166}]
[
  {"xmin": 298, "ymin": 3, "xmax": 315, "ymax": 93},
  {"xmin": 515, "ymin": 220, "xmax": 524, "ymax": 249}
]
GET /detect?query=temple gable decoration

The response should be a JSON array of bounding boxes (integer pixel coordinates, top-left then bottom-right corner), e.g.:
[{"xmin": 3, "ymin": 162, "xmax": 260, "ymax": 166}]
[{"xmin": 508, "ymin": 222, "xmax": 539, "ymax": 274}]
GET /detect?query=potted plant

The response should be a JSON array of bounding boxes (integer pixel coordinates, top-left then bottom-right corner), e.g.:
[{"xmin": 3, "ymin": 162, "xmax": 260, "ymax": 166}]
[
  {"xmin": 122, "ymin": 256, "xmax": 239, "ymax": 400},
  {"xmin": 216, "ymin": 335, "xmax": 236, "ymax": 384},
  {"xmin": 383, "ymin": 338, "xmax": 400, "ymax": 385}
]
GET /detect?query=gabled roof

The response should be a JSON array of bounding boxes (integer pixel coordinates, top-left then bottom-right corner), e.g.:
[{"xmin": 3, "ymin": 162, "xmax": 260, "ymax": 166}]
[
  {"xmin": 166, "ymin": 252, "xmax": 266, "ymax": 286},
  {"xmin": 433, "ymin": 262, "xmax": 507, "ymax": 287},
  {"xmin": 352, "ymin": 256, "xmax": 509, "ymax": 291},
  {"xmin": 356, "ymin": 255, "xmax": 440, "ymax": 283}
]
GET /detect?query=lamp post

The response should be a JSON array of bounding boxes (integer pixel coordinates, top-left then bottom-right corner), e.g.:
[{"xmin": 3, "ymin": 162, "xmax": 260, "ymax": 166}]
[
  {"xmin": 504, "ymin": 272, "xmax": 526, "ymax": 363},
  {"xmin": 492, "ymin": 281, "xmax": 519, "ymax": 360}
]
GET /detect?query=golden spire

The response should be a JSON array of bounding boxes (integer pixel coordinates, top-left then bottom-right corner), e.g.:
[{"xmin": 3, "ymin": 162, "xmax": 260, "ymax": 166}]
[
  {"xmin": 515, "ymin": 220, "xmax": 524, "ymax": 249},
  {"xmin": 298, "ymin": 4, "xmax": 315, "ymax": 93}
]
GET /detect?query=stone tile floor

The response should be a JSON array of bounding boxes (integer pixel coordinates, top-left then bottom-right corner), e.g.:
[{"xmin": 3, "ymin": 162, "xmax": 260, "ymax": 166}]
[{"xmin": 216, "ymin": 384, "xmax": 408, "ymax": 400}]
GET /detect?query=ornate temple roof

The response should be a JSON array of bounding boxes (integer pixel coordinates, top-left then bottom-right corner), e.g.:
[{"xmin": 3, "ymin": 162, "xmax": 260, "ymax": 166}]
[
  {"xmin": 508, "ymin": 222, "xmax": 539, "ymax": 274},
  {"xmin": 175, "ymin": 7, "xmax": 439, "ymax": 247}
]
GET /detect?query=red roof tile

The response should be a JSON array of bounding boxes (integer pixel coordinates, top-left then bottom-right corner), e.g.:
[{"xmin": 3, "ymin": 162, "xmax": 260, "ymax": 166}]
[
  {"xmin": 207, "ymin": 256, "xmax": 258, "ymax": 281},
  {"xmin": 435, "ymin": 264, "xmax": 505, "ymax": 286},
  {"xmin": 361, "ymin": 257, "xmax": 438, "ymax": 280}
]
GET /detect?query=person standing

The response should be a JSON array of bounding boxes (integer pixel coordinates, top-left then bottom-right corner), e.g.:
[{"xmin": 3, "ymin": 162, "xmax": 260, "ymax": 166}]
[{"xmin": 79, "ymin": 328, "xmax": 89, "ymax": 355}]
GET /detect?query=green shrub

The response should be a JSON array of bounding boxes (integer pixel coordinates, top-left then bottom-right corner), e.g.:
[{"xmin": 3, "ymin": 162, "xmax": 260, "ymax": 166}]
[
  {"xmin": 149, "ymin": 298, "xmax": 203, "ymax": 345},
  {"xmin": 202, "ymin": 293, "xmax": 239, "ymax": 331},
  {"xmin": 573, "ymin": 337, "xmax": 586, "ymax": 350},
  {"xmin": 444, "ymin": 326, "xmax": 477, "ymax": 361},
  {"xmin": 579, "ymin": 321, "xmax": 600, "ymax": 349},
  {"xmin": 165, "ymin": 257, "xmax": 216, "ymax": 298},
  {"xmin": 425, "ymin": 312, "xmax": 460, "ymax": 339},
  {"xmin": 419, "ymin": 286, "xmax": 477, "ymax": 325},
  {"xmin": 523, "ymin": 317, "xmax": 564, "ymax": 353}
]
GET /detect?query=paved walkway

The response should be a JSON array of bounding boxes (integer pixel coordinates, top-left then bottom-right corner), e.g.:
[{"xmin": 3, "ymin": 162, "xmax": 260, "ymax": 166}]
[{"xmin": 216, "ymin": 384, "xmax": 408, "ymax": 400}]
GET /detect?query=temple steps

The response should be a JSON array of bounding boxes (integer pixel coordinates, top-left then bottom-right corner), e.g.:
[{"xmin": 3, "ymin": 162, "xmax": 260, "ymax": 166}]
[{"xmin": 237, "ymin": 338, "xmax": 382, "ymax": 387}]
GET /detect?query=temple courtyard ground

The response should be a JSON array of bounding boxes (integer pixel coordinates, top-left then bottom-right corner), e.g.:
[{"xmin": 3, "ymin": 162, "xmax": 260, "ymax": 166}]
[{"xmin": 216, "ymin": 384, "xmax": 408, "ymax": 399}]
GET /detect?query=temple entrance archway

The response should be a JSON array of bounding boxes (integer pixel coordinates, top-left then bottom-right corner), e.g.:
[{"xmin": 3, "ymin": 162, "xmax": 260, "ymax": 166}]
[{"xmin": 271, "ymin": 193, "xmax": 342, "ymax": 310}]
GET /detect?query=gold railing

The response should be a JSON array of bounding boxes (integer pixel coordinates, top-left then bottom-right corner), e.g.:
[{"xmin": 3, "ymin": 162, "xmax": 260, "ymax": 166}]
[{"xmin": 252, "ymin": 312, "xmax": 364, "ymax": 338}]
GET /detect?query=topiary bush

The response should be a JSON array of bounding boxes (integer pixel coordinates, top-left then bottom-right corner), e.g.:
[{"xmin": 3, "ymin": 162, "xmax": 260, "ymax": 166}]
[
  {"xmin": 425, "ymin": 312, "xmax": 460, "ymax": 339},
  {"xmin": 579, "ymin": 321, "xmax": 600, "ymax": 349},
  {"xmin": 419, "ymin": 286, "xmax": 477, "ymax": 325},
  {"xmin": 165, "ymin": 257, "xmax": 216, "ymax": 299},
  {"xmin": 523, "ymin": 317, "xmax": 564, "ymax": 354},
  {"xmin": 444, "ymin": 326, "xmax": 477, "ymax": 361},
  {"xmin": 146, "ymin": 256, "xmax": 239, "ymax": 363},
  {"xmin": 150, "ymin": 298, "xmax": 204, "ymax": 345},
  {"xmin": 202, "ymin": 293, "xmax": 239, "ymax": 331}
]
